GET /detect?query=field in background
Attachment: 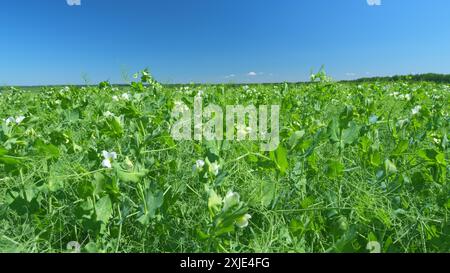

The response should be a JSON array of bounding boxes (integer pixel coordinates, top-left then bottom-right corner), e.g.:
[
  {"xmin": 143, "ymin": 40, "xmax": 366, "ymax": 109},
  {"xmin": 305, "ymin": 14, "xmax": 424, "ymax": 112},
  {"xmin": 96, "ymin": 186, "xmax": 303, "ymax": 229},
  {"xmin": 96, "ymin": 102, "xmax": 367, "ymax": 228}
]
[{"xmin": 0, "ymin": 72, "xmax": 448, "ymax": 252}]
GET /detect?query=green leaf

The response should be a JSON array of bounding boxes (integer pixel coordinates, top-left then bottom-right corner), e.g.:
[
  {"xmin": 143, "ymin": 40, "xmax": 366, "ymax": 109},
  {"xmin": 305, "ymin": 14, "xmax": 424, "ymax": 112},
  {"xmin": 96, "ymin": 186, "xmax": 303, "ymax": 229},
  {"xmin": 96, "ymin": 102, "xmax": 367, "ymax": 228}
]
[
  {"xmin": 288, "ymin": 130, "xmax": 305, "ymax": 148},
  {"xmin": 333, "ymin": 226, "xmax": 357, "ymax": 252},
  {"xmin": 300, "ymin": 196, "xmax": 315, "ymax": 209},
  {"xmin": 341, "ymin": 121, "xmax": 360, "ymax": 145},
  {"xmin": 435, "ymin": 152, "xmax": 446, "ymax": 166},
  {"xmin": 445, "ymin": 199, "xmax": 450, "ymax": 209},
  {"xmin": 213, "ymin": 223, "xmax": 236, "ymax": 236},
  {"xmin": 339, "ymin": 105, "xmax": 354, "ymax": 123},
  {"xmin": 92, "ymin": 173, "xmax": 106, "ymax": 195},
  {"xmin": 24, "ymin": 185, "xmax": 36, "ymax": 202},
  {"xmin": 417, "ymin": 149, "xmax": 437, "ymax": 162},
  {"xmin": 106, "ymin": 116, "xmax": 123, "ymax": 137},
  {"xmin": 146, "ymin": 190, "xmax": 164, "ymax": 218},
  {"xmin": 213, "ymin": 206, "xmax": 247, "ymax": 236},
  {"xmin": 370, "ymin": 151, "xmax": 382, "ymax": 167},
  {"xmin": 34, "ymin": 140, "xmax": 60, "ymax": 158},
  {"xmin": 393, "ymin": 140, "xmax": 409, "ymax": 155},
  {"xmin": 275, "ymin": 145, "xmax": 289, "ymax": 174},
  {"xmin": 0, "ymin": 156, "xmax": 22, "ymax": 165},
  {"xmin": 368, "ymin": 232, "xmax": 378, "ymax": 242},
  {"xmin": 137, "ymin": 190, "xmax": 164, "ymax": 225},
  {"xmin": 95, "ymin": 195, "xmax": 113, "ymax": 223},
  {"xmin": 207, "ymin": 188, "xmax": 222, "ymax": 216},
  {"xmin": 48, "ymin": 176, "xmax": 63, "ymax": 192},
  {"xmin": 384, "ymin": 159, "xmax": 398, "ymax": 175},
  {"xmin": 117, "ymin": 168, "xmax": 148, "ymax": 183},
  {"xmin": 325, "ymin": 160, "xmax": 344, "ymax": 179},
  {"xmin": 84, "ymin": 242, "xmax": 99, "ymax": 253},
  {"xmin": 261, "ymin": 180, "xmax": 276, "ymax": 208},
  {"xmin": 327, "ymin": 119, "xmax": 340, "ymax": 143}
]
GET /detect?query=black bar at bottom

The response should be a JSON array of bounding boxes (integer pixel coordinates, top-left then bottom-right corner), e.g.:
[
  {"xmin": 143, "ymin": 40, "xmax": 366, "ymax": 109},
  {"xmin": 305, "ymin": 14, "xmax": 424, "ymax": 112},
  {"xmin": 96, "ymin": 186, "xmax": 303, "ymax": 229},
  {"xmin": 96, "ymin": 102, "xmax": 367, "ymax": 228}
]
[{"xmin": 0, "ymin": 253, "xmax": 446, "ymax": 272}]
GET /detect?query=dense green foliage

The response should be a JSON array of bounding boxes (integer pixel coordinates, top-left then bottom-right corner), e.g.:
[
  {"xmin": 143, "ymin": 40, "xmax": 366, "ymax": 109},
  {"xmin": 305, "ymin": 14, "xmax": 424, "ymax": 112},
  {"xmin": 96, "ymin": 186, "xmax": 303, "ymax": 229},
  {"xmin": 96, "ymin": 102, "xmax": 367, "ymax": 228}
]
[
  {"xmin": 343, "ymin": 73, "xmax": 450, "ymax": 84},
  {"xmin": 0, "ymin": 72, "xmax": 449, "ymax": 253}
]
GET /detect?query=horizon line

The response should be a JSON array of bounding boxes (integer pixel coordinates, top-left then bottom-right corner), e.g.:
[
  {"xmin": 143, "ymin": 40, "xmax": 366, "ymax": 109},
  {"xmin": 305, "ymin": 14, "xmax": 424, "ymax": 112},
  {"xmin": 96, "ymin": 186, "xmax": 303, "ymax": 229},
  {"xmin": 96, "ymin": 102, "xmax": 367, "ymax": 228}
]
[{"xmin": 2, "ymin": 72, "xmax": 450, "ymax": 88}]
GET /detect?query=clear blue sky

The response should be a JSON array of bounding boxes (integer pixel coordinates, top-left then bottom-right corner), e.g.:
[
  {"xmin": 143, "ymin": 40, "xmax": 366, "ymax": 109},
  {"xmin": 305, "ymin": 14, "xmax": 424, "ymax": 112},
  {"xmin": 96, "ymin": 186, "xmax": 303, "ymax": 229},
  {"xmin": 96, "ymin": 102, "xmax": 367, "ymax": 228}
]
[{"xmin": 1, "ymin": 0, "xmax": 450, "ymax": 85}]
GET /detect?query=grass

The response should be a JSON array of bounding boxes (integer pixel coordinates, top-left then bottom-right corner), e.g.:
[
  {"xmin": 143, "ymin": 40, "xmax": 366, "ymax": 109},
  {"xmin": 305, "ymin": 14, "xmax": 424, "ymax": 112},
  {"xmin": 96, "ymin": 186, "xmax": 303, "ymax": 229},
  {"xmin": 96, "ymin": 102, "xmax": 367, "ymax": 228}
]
[{"xmin": 0, "ymin": 70, "xmax": 448, "ymax": 253}]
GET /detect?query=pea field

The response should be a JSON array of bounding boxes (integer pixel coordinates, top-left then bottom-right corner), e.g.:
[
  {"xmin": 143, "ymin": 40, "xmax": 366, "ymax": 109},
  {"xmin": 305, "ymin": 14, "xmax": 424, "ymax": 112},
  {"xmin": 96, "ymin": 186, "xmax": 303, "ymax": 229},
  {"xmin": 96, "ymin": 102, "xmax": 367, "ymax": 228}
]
[{"xmin": 0, "ymin": 70, "xmax": 448, "ymax": 253}]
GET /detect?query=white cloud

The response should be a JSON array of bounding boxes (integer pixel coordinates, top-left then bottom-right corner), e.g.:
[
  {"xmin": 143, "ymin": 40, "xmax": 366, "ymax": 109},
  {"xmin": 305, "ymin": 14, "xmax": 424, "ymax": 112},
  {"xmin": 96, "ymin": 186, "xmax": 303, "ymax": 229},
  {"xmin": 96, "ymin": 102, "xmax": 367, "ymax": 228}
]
[
  {"xmin": 247, "ymin": 72, "xmax": 257, "ymax": 76},
  {"xmin": 367, "ymin": 0, "xmax": 381, "ymax": 6},
  {"xmin": 67, "ymin": 0, "xmax": 81, "ymax": 6},
  {"xmin": 224, "ymin": 74, "xmax": 236, "ymax": 79},
  {"xmin": 346, "ymin": 72, "xmax": 356, "ymax": 77}
]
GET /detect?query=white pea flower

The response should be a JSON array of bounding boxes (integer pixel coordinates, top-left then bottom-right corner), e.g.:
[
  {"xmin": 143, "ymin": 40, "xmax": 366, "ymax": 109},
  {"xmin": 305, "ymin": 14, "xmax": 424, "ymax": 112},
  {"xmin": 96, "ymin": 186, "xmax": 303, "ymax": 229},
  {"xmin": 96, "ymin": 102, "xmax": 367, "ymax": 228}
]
[
  {"xmin": 209, "ymin": 162, "xmax": 220, "ymax": 176},
  {"xmin": 411, "ymin": 105, "xmax": 422, "ymax": 115},
  {"xmin": 433, "ymin": 138, "xmax": 440, "ymax": 145},
  {"xmin": 4, "ymin": 117, "xmax": 15, "ymax": 125},
  {"xmin": 101, "ymin": 150, "xmax": 117, "ymax": 169},
  {"xmin": 15, "ymin": 116, "xmax": 25, "ymax": 124},
  {"xmin": 223, "ymin": 191, "xmax": 240, "ymax": 212},
  {"xmin": 121, "ymin": 93, "xmax": 131, "ymax": 100},
  {"xmin": 102, "ymin": 150, "xmax": 117, "ymax": 160},
  {"xmin": 103, "ymin": 111, "xmax": 115, "ymax": 117},
  {"xmin": 101, "ymin": 159, "xmax": 112, "ymax": 169},
  {"xmin": 112, "ymin": 95, "xmax": 119, "ymax": 101},
  {"xmin": 5, "ymin": 116, "xmax": 25, "ymax": 125},
  {"xmin": 197, "ymin": 159, "xmax": 205, "ymax": 167},
  {"xmin": 369, "ymin": 114, "xmax": 378, "ymax": 124},
  {"xmin": 397, "ymin": 94, "xmax": 411, "ymax": 101},
  {"xmin": 236, "ymin": 214, "xmax": 252, "ymax": 228},
  {"xmin": 193, "ymin": 159, "xmax": 205, "ymax": 171}
]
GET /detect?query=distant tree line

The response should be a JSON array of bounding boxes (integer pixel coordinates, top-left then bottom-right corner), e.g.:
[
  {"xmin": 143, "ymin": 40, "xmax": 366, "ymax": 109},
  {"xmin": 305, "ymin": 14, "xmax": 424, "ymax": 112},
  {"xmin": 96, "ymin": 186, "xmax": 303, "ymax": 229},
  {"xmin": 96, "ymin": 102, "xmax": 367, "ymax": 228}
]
[
  {"xmin": 2, "ymin": 73, "xmax": 450, "ymax": 91},
  {"xmin": 341, "ymin": 73, "xmax": 450, "ymax": 84}
]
